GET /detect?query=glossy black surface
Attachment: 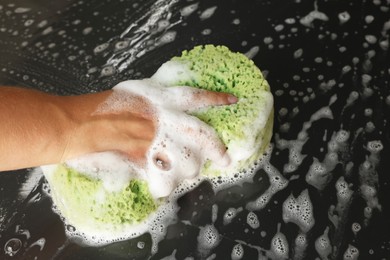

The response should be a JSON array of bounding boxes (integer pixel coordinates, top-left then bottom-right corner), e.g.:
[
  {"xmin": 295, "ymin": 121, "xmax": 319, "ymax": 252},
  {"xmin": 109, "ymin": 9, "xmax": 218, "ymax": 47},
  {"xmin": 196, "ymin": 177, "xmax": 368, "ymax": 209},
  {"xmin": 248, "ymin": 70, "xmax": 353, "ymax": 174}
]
[{"xmin": 0, "ymin": 0, "xmax": 389, "ymax": 259}]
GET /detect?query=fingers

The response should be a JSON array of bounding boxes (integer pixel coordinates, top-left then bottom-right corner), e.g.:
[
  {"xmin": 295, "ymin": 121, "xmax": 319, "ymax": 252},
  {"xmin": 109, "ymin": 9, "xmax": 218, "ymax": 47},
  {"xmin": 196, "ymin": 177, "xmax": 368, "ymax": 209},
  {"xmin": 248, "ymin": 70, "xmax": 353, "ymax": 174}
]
[
  {"xmin": 167, "ymin": 86, "xmax": 238, "ymax": 111},
  {"xmin": 113, "ymin": 81, "xmax": 238, "ymax": 112}
]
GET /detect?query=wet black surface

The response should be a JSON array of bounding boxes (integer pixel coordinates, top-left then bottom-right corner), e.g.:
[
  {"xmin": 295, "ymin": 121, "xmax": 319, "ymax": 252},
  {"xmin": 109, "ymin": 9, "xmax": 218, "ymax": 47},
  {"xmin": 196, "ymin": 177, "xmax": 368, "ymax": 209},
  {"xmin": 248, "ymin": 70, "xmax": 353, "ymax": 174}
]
[{"xmin": 0, "ymin": 0, "xmax": 390, "ymax": 259}]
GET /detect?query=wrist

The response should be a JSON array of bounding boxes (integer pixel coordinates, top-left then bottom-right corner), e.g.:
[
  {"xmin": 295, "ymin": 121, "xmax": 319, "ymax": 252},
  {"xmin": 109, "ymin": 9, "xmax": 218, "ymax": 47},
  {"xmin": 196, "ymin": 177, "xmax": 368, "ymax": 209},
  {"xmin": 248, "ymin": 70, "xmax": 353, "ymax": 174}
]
[{"xmin": 55, "ymin": 91, "xmax": 113, "ymax": 161}]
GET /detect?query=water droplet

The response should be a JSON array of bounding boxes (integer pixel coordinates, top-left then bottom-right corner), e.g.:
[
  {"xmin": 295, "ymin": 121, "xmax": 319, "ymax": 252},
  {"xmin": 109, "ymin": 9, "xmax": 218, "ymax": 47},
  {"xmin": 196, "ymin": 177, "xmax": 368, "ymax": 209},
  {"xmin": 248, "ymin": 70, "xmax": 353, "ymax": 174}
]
[{"xmin": 14, "ymin": 7, "xmax": 31, "ymax": 14}]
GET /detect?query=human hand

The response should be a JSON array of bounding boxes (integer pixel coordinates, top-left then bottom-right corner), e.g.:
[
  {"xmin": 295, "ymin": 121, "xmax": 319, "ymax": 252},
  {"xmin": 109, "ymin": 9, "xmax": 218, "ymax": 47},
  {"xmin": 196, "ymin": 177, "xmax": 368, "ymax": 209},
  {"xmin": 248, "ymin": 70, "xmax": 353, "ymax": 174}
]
[{"xmin": 0, "ymin": 81, "xmax": 236, "ymax": 172}]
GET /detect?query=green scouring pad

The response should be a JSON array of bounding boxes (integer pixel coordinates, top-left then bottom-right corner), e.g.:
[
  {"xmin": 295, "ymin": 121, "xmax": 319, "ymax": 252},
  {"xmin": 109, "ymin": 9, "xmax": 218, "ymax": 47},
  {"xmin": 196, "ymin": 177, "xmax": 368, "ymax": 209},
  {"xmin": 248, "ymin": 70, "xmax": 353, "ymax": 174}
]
[{"xmin": 41, "ymin": 45, "xmax": 274, "ymax": 236}]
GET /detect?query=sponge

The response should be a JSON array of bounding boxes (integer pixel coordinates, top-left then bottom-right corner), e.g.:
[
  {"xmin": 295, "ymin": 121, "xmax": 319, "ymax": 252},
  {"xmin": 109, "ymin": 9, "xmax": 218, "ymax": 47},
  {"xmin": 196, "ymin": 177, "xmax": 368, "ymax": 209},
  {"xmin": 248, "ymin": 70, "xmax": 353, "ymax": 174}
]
[
  {"xmin": 41, "ymin": 45, "xmax": 274, "ymax": 236},
  {"xmin": 152, "ymin": 45, "xmax": 274, "ymax": 176}
]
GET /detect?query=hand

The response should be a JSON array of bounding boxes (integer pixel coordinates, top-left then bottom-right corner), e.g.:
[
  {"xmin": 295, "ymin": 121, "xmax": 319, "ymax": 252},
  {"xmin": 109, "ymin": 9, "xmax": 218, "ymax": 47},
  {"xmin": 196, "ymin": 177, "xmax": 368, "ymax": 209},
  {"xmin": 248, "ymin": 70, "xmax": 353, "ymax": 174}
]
[{"xmin": 0, "ymin": 81, "xmax": 236, "ymax": 175}]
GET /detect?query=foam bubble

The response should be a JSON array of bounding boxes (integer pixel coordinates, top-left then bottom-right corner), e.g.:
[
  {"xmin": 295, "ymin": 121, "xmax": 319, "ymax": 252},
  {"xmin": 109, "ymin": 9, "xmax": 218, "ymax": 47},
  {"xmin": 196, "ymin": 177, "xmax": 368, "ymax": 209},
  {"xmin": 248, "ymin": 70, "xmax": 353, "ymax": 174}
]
[
  {"xmin": 212, "ymin": 204, "xmax": 218, "ymax": 223},
  {"xmin": 197, "ymin": 225, "xmax": 220, "ymax": 251},
  {"xmin": 157, "ymin": 20, "xmax": 170, "ymax": 32},
  {"xmin": 137, "ymin": 241, "xmax": 145, "ymax": 249},
  {"xmin": 270, "ymin": 231, "xmax": 289, "ymax": 259},
  {"xmin": 365, "ymin": 35, "xmax": 377, "ymax": 44},
  {"xmin": 315, "ymin": 227, "xmax": 331, "ymax": 259},
  {"xmin": 42, "ymin": 26, "xmax": 53, "ymax": 35},
  {"xmin": 247, "ymin": 163, "xmax": 288, "ymax": 210},
  {"xmin": 367, "ymin": 140, "xmax": 383, "ymax": 153},
  {"xmin": 82, "ymin": 27, "xmax": 93, "ymax": 35},
  {"xmin": 201, "ymin": 29, "xmax": 212, "ymax": 35},
  {"xmin": 223, "ymin": 207, "xmax": 242, "ymax": 225},
  {"xmin": 294, "ymin": 48, "xmax": 303, "ymax": 59},
  {"xmin": 100, "ymin": 66, "xmax": 116, "ymax": 77},
  {"xmin": 94, "ymin": 43, "xmax": 109, "ymax": 54},
  {"xmin": 285, "ymin": 18, "xmax": 296, "ymax": 24},
  {"xmin": 338, "ymin": 12, "xmax": 351, "ymax": 24},
  {"xmin": 231, "ymin": 243, "xmax": 244, "ymax": 260},
  {"xmin": 205, "ymin": 254, "xmax": 216, "ymax": 260},
  {"xmin": 157, "ymin": 31, "xmax": 177, "ymax": 45},
  {"xmin": 24, "ymin": 19, "xmax": 34, "ymax": 27},
  {"xmin": 335, "ymin": 130, "xmax": 350, "ymax": 143},
  {"xmin": 275, "ymin": 24, "xmax": 284, "ymax": 32},
  {"xmin": 282, "ymin": 189, "xmax": 315, "ymax": 233},
  {"xmin": 28, "ymin": 238, "xmax": 46, "ymax": 251},
  {"xmin": 306, "ymin": 158, "xmax": 331, "ymax": 191},
  {"xmin": 351, "ymin": 223, "xmax": 361, "ymax": 235},
  {"xmin": 379, "ymin": 38, "xmax": 389, "ymax": 50},
  {"xmin": 365, "ymin": 15, "xmax": 374, "ymax": 24},
  {"xmin": 343, "ymin": 245, "xmax": 359, "ymax": 260},
  {"xmin": 232, "ymin": 18, "xmax": 240, "ymax": 25},
  {"xmin": 246, "ymin": 212, "xmax": 260, "ymax": 229},
  {"xmin": 300, "ymin": 10, "xmax": 329, "ymax": 27},
  {"xmin": 14, "ymin": 7, "xmax": 30, "ymax": 13},
  {"xmin": 244, "ymin": 46, "xmax": 260, "ymax": 59},
  {"xmin": 264, "ymin": 37, "xmax": 273, "ymax": 44},
  {"xmin": 360, "ymin": 184, "xmax": 381, "ymax": 211},
  {"xmin": 292, "ymin": 233, "xmax": 308, "ymax": 259},
  {"xmin": 295, "ymin": 234, "xmax": 306, "ymax": 247},
  {"xmin": 199, "ymin": 6, "xmax": 217, "ymax": 20},
  {"xmin": 336, "ymin": 177, "xmax": 353, "ymax": 205},
  {"xmin": 180, "ymin": 3, "xmax": 199, "ymax": 17},
  {"xmin": 364, "ymin": 206, "xmax": 373, "ymax": 219},
  {"xmin": 115, "ymin": 41, "xmax": 130, "ymax": 50},
  {"xmin": 346, "ymin": 91, "xmax": 359, "ymax": 106}
]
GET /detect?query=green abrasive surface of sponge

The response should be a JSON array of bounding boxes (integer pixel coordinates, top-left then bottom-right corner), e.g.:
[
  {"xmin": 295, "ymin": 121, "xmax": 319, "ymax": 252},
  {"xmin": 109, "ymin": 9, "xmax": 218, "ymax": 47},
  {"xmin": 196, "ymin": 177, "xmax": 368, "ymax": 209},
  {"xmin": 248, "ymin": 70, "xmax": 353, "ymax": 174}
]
[
  {"xmin": 47, "ymin": 165, "xmax": 157, "ymax": 228},
  {"xmin": 169, "ymin": 45, "xmax": 274, "ymax": 176}
]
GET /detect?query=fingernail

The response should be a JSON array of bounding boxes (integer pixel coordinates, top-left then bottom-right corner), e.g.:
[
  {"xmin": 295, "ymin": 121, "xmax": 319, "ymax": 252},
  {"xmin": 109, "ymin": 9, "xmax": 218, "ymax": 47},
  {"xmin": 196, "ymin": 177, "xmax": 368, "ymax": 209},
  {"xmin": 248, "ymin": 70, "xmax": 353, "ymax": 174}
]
[{"xmin": 228, "ymin": 94, "xmax": 238, "ymax": 104}]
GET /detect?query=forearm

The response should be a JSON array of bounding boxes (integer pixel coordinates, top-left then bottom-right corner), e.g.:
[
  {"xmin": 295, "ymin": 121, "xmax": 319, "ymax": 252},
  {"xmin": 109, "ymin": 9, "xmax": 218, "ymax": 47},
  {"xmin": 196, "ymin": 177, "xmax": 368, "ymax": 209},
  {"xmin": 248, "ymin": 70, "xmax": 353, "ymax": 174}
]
[{"xmin": 0, "ymin": 87, "xmax": 78, "ymax": 170}]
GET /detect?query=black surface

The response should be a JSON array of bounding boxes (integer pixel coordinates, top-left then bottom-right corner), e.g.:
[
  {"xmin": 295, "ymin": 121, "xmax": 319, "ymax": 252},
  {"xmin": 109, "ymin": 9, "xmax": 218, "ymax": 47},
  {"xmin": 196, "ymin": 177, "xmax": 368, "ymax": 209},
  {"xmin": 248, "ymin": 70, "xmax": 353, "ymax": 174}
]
[{"xmin": 0, "ymin": 0, "xmax": 389, "ymax": 259}]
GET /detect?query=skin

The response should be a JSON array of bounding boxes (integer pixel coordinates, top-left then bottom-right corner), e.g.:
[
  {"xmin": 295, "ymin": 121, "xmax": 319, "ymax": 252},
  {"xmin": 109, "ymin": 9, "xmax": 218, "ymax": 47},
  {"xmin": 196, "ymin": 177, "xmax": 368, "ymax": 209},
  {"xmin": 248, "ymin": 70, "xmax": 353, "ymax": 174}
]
[{"xmin": 0, "ymin": 86, "xmax": 237, "ymax": 171}]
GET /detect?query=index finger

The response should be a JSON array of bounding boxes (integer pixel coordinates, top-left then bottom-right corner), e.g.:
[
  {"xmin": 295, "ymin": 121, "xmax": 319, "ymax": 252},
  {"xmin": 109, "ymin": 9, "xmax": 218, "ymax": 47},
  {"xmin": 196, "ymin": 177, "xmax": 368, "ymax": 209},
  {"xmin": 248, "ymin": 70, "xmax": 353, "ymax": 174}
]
[{"xmin": 167, "ymin": 86, "xmax": 238, "ymax": 111}]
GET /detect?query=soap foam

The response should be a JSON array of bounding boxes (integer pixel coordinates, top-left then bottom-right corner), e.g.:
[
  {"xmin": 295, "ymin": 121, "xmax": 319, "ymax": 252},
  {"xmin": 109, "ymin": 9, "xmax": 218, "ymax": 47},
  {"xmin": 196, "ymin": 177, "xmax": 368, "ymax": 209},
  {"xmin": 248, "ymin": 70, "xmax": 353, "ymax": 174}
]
[
  {"xmin": 270, "ymin": 230, "xmax": 289, "ymax": 259},
  {"xmin": 315, "ymin": 227, "xmax": 331, "ymax": 259},
  {"xmin": 246, "ymin": 211, "xmax": 260, "ymax": 229},
  {"xmin": 246, "ymin": 161, "xmax": 288, "ymax": 211},
  {"xmin": 282, "ymin": 189, "xmax": 315, "ymax": 233},
  {"xmin": 197, "ymin": 224, "xmax": 221, "ymax": 255},
  {"xmin": 223, "ymin": 207, "xmax": 243, "ymax": 226},
  {"xmin": 343, "ymin": 245, "xmax": 359, "ymax": 260},
  {"xmin": 293, "ymin": 233, "xmax": 308, "ymax": 260},
  {"xmin": 231, "ymin": 243, "xmax": 244, "ymax": 260}
]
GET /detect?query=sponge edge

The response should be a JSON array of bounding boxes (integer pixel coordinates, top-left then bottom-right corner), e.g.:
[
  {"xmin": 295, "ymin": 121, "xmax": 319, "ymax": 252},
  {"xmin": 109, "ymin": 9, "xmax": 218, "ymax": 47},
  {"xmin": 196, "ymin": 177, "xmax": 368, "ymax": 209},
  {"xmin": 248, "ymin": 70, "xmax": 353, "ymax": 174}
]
[{"xmin": 152, "ymin": 45, "xmax": 274, "ymax": 176}]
